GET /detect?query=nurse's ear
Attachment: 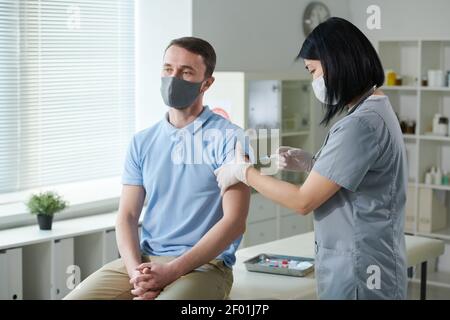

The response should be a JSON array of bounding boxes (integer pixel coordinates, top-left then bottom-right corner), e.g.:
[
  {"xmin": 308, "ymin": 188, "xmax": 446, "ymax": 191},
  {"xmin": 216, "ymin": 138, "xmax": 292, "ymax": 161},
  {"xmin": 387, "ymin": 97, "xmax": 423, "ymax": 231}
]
[{"xmin": 200, "ymin": 76, "xmax": 215, "ymax": 93}]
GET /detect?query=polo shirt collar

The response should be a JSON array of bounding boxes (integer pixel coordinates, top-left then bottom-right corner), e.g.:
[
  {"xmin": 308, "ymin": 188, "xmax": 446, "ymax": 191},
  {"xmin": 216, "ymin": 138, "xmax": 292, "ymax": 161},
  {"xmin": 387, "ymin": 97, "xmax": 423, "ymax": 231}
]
[{"xmin": 163, "ymin": 106, "xmax": 212, "ymax": 136}]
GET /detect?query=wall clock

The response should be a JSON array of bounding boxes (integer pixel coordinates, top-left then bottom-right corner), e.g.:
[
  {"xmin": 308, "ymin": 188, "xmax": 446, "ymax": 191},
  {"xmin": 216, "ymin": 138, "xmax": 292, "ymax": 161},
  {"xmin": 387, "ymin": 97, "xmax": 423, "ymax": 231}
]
[{"xmin": 303, "ymin": 2, "xmax": 331, "ymax": 36}]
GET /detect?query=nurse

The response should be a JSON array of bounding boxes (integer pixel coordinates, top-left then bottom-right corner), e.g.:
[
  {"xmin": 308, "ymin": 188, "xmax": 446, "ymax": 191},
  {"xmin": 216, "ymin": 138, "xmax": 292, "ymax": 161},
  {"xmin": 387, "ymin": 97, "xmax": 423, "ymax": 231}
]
[{"xmin": 214, "ymin": 17, "xmax": 408, "ymax": 300}]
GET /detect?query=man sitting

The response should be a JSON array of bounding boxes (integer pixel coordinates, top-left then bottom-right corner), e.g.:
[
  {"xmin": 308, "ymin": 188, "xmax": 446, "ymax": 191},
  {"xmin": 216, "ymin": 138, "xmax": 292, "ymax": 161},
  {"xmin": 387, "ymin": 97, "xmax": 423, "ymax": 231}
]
[{"xmin": 64, "ymin": 37, "xmax": 251, "ymax": 300}]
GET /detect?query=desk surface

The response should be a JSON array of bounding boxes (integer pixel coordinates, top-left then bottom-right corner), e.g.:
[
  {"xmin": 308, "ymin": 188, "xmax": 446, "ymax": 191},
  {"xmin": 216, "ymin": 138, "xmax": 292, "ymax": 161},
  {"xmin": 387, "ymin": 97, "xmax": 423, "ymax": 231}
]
[{"xmin": 230, "ymin": 231, "xmax": 445, "ymax": 300}]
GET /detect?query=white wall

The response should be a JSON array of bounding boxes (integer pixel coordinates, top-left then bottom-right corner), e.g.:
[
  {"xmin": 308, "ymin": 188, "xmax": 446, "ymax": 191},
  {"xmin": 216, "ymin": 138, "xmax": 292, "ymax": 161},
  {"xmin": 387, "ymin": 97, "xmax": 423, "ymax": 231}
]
[
  {"xmin": 192, "ymin": 0, "xmax": 450, "ymax": 71},
  {"xmin": 134, "ymin": 0, "xmax": 350, "ymax": 131},
  {"xmin": 349, "ymin": 0, "xmax": 450, "ymax": 43},
  {"xmin": 192, "ymin": 0, "xmax": 350, "ymax": 73},
  {"xmin": 135, "ymin": 0, "xmax": 193, "ymax": 131},
  {"xmin": 191, "ymin": 0, "xmax": 350, "ymax": 147},
  {"xmin": 135, "ymin": 0, "xmax": 450, "ymax": 129}
]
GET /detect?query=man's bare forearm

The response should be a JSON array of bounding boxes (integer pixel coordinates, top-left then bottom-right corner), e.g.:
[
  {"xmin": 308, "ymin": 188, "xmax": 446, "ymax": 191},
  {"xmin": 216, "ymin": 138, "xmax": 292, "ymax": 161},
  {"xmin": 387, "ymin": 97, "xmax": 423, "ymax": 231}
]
[
  {"xmin": 116, "ymin": 214, "xmax": 142, "ymax": 277},
  {"xmin": 115, "ymin": 185, "xmax": 146, "ymax": 278}
]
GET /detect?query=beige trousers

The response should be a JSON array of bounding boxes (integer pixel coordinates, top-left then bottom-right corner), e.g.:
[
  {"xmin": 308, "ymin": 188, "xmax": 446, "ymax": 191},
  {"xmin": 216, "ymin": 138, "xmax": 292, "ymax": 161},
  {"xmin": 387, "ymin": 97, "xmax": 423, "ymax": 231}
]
[{"xmin": 63, "ymin": 256, "xmax": 233, "ymax": 300}]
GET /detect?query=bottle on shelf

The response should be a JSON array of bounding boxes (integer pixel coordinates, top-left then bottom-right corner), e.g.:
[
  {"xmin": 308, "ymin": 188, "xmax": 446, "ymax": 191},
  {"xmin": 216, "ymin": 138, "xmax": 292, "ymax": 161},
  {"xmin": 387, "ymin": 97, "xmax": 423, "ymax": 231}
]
[
  {"xmin": 386, "ymin": 70, "xmax": 397, "ymax": 86},
  {"xmin": 432, "ymin": 114, "xmax": 449, "ymax": 136},
  {"xmin": 442, "ymin": 171, "xmax": 449, "ymax": 186},
  {"xmin": 425, "ymin": 170, "xmax": 433, "ymax": 185},
  {"xmin": 428, "ymin": 70, "xmax": 445, "ymax": 87},
  {"xmin": 421, "ymin": 75, "xmax": 428, "ymax": 87},
  {"xmin": 435, "ymin": 168, "xmax": 442, "ymax": 186},
  {"xmin": 406, "ymin": 120, "xmax": 416, "ymax": 134},
  {"xmin": 426, "ymin": 167, "xmax": 437, "ymax": 185}
]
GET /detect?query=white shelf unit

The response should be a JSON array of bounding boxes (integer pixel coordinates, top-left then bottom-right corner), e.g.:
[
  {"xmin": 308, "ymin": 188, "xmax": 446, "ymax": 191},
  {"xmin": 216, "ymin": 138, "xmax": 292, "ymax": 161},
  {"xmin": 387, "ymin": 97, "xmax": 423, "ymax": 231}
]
[
  {"xmin": 378, "ymin": 40, "xmax": 450, "ymax": 288},
  {"xmin": 0, "ymin": 248, "xmax": 22, "ymax": 300},
  {"xmin": 205, "ymin": 72, "xmax": 317, "ymax": 247},
  {"xmin": 0, "ymin": 212, "xmax": 138, "ymax": 299}
]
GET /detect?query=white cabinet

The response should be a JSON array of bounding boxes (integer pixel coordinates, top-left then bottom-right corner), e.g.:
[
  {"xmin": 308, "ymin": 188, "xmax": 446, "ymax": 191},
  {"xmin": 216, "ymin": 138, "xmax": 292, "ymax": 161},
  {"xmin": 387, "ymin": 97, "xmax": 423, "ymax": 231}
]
[
  {"xmin": 244, "ymin": 191, "xmax": 314, "ymax": 248},
  {"xmin": 226, "ymin": 72, "xmax": 315, "ymax": 248},
  {"xmin": 280, "ymin": 213, "xmax": 312, "ymax": 239},
  {"xmin": 207, "ymin": 72, "xmax": 316, "ymax": 178},
  {"xmin": 0, "ymin": 212, "xmax": 141, "ymax": 300},
  {"xmin": 73, "ymin": 229, "xmax": 119, "ymax": 282},
  {"xmin": 279, "ymin": 205, "xmax": 296, "ymax": 217},
  {"xmin": 246, "ymin": 188, "xmax": 279, "ymax": 246},
  {"xmin": 74, "ymin": 232, "xmax": 104, "ymax": 281},
  {"xmin": 22, "ymin": 238, "xmax": 74, "ymax": 300},
  {"xmin": 245, "ymin": 219, "xmax": 278, "ymax": 247},
  {"xmin": 52, "ymin": 238, "xmax": 74, "ymax": 300},
  {"xmin": 0, "ymin": 248, "xmax": 22, "ymax": 300},
  {"xmin": 23, "ymin": 242, "xmax": 53, "ymax": 299},
  {"xmin": 418, "ymin": 187, "xmax": 447, "ymax": 232},
  {"xmin": 405, "ymin": 186, "xmax": 417, "ymax": 233},
  {"xmin": 248, "ymin": 80, "xmax": 281, "ymax": 130},
  {"xmin": 103, "ymin": 229, "xmax": 120, "ymax": 264},
  {"xmin": 248, "ymin": 193, "xmax": 277, "ymax": 223}
]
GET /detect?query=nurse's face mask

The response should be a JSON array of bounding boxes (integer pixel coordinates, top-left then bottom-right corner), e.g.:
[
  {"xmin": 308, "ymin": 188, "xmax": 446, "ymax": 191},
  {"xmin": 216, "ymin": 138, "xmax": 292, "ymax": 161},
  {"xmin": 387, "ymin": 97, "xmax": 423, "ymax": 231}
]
[
  {"xmin": 312, "ymin": 75, "xmax": 338, "ymax": 105},
  {"xmin": 160, "ymin": 76, "xmax": 205, "ymax": 110}
]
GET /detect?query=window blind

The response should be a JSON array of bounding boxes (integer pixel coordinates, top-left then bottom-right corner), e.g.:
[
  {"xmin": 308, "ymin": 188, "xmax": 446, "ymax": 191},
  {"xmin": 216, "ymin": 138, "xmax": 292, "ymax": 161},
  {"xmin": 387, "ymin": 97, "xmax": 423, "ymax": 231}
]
[{"xmin": 0, "ymin": 0, "xmax": 135, "ymax": 194}]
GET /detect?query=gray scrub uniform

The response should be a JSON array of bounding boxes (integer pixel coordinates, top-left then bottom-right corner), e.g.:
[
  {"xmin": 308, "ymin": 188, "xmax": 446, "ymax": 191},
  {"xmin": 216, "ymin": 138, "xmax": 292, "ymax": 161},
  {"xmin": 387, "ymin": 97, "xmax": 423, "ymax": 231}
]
[{"xmin": 312, "ymin": 95, "xmax": 408, "ymax": 300}]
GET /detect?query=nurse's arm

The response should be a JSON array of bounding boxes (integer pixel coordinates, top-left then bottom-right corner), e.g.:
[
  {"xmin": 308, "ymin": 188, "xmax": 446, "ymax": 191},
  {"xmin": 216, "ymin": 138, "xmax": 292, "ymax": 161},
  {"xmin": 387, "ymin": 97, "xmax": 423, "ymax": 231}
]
[
  {"xmin": 168, "ymin": 183, "xmax": 250, "ymax": 278},
  {"xmin": 246, "ymin": 168, "xmax": 340, "ymax": 215}
]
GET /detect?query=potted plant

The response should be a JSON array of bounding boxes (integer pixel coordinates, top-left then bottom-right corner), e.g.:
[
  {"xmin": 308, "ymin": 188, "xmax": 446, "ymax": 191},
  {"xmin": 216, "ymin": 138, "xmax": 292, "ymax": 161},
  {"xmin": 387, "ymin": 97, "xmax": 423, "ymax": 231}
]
[{"xmin": 26, "ymin": 191, "xmax": 68, "ymax": 230}]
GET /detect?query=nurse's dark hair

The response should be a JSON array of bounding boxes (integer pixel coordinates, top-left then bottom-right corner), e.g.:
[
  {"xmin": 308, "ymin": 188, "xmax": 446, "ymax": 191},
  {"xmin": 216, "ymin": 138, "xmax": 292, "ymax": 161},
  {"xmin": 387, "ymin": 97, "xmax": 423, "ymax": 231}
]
[
  {"xmin": 166, "ymin": 37, "xmax": 216, "ymax": 77},
  {"xmin": 297, "ymin": 17, "xmax": 385, "ymax": 126}
]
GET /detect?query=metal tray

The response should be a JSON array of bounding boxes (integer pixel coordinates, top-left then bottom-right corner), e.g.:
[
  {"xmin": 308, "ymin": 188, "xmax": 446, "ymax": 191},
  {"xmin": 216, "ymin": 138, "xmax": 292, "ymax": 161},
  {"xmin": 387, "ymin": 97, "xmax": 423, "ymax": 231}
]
[{"xmin": 243, "ymin": 253, "xmax": 315, "ymax": 277}]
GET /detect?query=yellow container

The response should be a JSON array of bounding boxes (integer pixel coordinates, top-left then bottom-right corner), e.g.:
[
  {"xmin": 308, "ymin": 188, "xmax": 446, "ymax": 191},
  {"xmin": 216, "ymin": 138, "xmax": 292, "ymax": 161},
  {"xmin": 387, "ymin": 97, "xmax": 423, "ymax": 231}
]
[{"xmin": 386, "ymin": 70, "xmax": 397, "ymax": 86}]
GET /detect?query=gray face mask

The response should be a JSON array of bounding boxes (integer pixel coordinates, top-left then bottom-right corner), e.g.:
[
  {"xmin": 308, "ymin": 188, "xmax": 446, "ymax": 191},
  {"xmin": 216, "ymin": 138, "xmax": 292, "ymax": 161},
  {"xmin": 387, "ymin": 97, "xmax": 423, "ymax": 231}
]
[{"xmin": 160, "ymin": 76, "xmax": 204, "ymax": 109}]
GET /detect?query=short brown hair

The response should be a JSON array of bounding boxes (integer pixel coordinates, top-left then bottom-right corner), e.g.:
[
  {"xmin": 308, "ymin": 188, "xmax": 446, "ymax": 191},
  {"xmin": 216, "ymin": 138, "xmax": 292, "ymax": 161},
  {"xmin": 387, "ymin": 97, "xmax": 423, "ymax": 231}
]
[{"xmin": 166, "ymin": 37, "xmax": 216, "ymax": 77}]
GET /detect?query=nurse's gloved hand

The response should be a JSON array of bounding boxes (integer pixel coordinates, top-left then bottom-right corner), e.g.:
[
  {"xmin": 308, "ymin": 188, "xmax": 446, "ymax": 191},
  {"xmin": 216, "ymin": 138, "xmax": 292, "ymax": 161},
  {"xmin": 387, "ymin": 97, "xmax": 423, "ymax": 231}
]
[
  {"xmin": 277, "ymin": 146, "xmax": 314, "ymax": 173},
  {"xmin": 214, "ymin": 142, "xmax": 252, "ymax": 195}
]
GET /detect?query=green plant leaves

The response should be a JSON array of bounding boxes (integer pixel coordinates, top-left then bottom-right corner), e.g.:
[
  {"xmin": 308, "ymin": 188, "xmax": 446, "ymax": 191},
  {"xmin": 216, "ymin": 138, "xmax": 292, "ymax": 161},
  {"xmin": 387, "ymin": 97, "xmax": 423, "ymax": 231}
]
[{"xmin": 26, "ymin": 191, "xmax": 68, "ymax": 216}]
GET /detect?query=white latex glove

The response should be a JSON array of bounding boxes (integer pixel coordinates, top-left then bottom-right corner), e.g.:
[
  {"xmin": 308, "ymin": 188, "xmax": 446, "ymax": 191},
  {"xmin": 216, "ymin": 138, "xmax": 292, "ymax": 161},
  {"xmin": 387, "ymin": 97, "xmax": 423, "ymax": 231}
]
[
  {"xmin": 277, "ymin": 146, "xmax": 314, "ymax": 173},
  {"xmin": 214, "ymin": 142, "xmax": 252, "ymax": 195}
]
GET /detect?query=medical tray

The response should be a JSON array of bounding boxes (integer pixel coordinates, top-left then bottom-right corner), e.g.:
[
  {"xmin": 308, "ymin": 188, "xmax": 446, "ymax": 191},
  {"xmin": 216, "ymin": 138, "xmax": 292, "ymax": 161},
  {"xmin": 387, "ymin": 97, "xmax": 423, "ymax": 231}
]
[{"xmin": 243, "ymin": 253, "xmax": 315, "ymax": 277}]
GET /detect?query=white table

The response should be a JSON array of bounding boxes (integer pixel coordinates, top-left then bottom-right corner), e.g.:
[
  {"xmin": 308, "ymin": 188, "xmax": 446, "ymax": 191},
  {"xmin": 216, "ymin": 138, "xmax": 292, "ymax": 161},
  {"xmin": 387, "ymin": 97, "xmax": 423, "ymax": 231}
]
[{"xmin": 229, "ymin": 232, "xmax": 445, "ymax": 300}]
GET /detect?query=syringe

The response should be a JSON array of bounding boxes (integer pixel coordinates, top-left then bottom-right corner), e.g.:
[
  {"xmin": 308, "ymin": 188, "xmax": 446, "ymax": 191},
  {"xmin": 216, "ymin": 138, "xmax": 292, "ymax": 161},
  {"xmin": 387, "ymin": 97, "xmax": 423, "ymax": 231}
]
[{"xmin": 259, "ymin": 154, "xmax": 278, "ymax": 164}]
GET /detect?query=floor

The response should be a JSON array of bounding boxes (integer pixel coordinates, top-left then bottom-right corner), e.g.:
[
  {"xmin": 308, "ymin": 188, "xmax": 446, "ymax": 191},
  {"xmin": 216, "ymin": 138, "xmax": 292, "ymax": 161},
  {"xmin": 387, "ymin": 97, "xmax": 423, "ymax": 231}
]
[{"xmin": 407, "ymin": 281, "xmax": 450, "ymax": 300}]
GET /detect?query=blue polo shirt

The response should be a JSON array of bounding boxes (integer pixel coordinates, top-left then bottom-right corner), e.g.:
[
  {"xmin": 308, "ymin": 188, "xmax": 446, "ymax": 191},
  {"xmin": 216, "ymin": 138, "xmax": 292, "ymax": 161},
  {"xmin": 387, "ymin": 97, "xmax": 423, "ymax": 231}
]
[{"xmin": 121, "ymin": 106, "xmax": 249, "ymax": 268}]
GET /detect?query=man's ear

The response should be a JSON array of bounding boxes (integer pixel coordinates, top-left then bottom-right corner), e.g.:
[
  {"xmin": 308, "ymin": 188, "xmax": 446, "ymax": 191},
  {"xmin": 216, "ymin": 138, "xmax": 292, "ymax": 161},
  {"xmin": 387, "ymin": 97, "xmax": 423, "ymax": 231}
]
[{"xmin": 201, "ymin": 76, "xmax": 215, "ymax": 93}]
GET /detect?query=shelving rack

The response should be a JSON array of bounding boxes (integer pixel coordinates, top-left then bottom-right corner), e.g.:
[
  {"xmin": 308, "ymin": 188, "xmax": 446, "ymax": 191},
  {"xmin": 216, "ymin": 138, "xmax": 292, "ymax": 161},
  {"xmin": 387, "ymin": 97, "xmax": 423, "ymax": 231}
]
[
  {"xmin": 0, "ymin": 212, "xmax": 141, "ymax": 299},
  {"xmin": 378, "ymin": 39, "xmax": 450, "ymax": 288}
]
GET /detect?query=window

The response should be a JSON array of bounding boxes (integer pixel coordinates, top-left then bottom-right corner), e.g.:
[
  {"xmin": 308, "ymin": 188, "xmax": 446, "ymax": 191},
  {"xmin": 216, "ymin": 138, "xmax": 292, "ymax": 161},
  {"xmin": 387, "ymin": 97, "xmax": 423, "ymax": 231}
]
[{"xmin": 0, "ymin": 0, "xmax": 135, "ymax": 195}]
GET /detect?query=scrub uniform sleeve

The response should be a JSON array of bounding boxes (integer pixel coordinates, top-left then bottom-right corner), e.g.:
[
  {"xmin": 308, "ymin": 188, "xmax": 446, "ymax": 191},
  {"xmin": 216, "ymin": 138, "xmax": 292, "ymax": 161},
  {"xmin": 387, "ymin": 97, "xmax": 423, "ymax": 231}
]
[
  {"xmin": 121, "ymin": 135, "xmax": 144, "ymax": 186},
  {"xmin": 312, "ymin": 118, "xmax": 380, "ymax": 192}
]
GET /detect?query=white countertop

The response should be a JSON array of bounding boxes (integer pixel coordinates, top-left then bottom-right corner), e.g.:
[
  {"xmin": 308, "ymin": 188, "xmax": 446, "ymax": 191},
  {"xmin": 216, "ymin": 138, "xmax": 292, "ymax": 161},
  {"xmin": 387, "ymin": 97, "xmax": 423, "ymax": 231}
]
[{"xmin": 0, "ymin": 212, "xmax": 119, "ymax": 250}]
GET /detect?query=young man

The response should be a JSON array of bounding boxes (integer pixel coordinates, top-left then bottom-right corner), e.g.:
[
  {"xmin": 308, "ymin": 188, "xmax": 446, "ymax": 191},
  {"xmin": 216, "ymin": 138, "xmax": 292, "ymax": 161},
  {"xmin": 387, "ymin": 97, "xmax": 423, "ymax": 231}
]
[{"xmin": 64, "ymin": 37, "xmax": 251, "ymax": 300}]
